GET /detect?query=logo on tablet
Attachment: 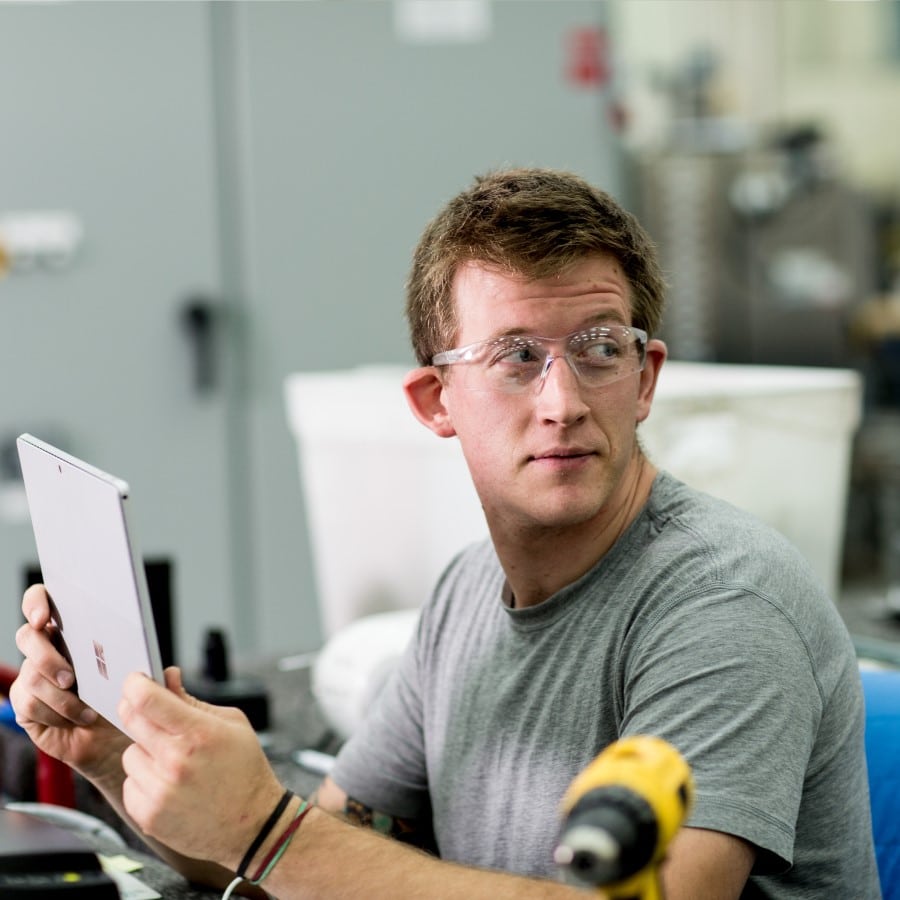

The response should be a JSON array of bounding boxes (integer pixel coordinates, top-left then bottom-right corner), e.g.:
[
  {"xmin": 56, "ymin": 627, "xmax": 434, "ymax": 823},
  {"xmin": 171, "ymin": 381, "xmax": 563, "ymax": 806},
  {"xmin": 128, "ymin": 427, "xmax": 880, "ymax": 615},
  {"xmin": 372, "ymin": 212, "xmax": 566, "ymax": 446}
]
[{"xmin": 93, "ymin": 641, "xmax": 109, "ymax": 680}]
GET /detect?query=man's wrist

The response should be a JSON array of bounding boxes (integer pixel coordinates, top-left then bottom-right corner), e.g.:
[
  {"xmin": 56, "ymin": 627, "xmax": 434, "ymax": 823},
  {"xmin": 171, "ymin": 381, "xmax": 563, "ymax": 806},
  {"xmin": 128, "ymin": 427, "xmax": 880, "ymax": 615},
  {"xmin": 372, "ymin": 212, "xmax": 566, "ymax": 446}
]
[
  {"xmin": 230, "ymin": 790, "xmax": 307, "ymax": 878},
  {"xmin": 245, "ymin": 796, "xmax": 311, "ymax": 886},
  {"xmin": 235, "ymin": 794, "xmax": 309, "ymax": 881},
  {"xmin": 235, "ymin": 788, "xmax": 295, "ymax": 878}
]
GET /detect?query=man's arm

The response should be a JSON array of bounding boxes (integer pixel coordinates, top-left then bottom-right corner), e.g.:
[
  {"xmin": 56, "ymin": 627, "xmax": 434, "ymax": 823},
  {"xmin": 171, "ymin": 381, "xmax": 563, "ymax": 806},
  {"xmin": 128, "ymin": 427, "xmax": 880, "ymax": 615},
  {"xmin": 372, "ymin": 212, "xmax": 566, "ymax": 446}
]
[
  {"xmin": 313, "ymin": 775, "xmax": 438, "ymax": 854},
  {"xmin": 117, "ymin": 672, "xmax": 597, "ymax": 900},
  {"xmin": 119, "ymin": 676, "xmax": 753, "ymax": 899},
  {"xmin": 662, "ymin": 827, "xmax": 756, "ymax": 900},
  {"xmin": 316, "ymin": 777, "xmax": 754, "ymax": 899}
]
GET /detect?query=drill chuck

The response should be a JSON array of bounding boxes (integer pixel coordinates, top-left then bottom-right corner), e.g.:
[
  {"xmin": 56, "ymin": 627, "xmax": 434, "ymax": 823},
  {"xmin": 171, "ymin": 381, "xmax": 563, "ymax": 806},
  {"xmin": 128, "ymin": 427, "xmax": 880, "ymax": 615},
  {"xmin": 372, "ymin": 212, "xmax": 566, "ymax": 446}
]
[{"xmin": 556, "ymin": 785, "xmax": 658, "ymax": 887}]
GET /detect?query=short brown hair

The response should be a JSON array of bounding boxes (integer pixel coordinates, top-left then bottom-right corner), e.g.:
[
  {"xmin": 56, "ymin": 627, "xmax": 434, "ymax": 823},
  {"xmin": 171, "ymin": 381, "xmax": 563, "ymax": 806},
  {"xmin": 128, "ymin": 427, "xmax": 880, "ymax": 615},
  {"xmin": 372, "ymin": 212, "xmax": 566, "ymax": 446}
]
[{"xmin": 406, "ymin": 167, "xmax": 666, "ymax": 365}]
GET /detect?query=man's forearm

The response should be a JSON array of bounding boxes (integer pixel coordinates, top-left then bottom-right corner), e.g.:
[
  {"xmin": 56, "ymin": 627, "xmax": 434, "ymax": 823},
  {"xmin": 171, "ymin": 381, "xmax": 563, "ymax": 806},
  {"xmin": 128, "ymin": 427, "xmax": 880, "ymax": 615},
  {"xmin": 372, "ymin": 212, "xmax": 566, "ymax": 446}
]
[
  {"xmin": 94, "ymin": 768, "xmax": 591, "ymax": 897},
  {"xmin": 248, "ymin": 805, "xmax": 589, "ymax": 900}
]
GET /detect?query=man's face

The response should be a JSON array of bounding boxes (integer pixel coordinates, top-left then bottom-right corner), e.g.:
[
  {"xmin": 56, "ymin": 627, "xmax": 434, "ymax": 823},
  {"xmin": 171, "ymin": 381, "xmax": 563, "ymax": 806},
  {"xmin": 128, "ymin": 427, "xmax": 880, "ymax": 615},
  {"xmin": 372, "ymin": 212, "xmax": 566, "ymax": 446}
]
[{"xmin": 436, "ymin": 254, "xmax": 664, "ymax": 536}]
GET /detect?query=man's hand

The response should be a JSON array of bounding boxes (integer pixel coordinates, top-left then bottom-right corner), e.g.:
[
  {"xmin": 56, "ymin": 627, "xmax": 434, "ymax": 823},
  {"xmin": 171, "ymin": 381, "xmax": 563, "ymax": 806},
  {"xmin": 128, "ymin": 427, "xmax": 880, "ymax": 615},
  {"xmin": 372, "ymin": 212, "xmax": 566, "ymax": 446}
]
[
  {"xmin": 11, "ymin": 584, "xmax": 129, "ymax": 782},
  {"xmin": 118, "ymin": 667, "xmax": 286, "ymax": 871}
]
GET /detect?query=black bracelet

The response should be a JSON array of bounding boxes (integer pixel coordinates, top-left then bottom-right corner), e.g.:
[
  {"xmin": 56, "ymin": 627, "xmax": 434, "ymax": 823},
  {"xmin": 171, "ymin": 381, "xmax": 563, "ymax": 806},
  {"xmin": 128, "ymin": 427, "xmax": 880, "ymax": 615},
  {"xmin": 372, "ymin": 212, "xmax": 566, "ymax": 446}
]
[{"xmin": 236, "ymin": 788, "xmax": 294, "ymax": 878}]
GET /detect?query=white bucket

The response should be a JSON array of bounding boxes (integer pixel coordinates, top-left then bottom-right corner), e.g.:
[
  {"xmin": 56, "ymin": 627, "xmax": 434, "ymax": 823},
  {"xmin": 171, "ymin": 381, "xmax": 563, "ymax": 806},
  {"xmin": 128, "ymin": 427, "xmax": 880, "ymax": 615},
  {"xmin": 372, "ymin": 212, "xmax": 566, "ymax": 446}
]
[{"xmin": 285, "ymin": 366, "xmax": 486, "ymax": 639}]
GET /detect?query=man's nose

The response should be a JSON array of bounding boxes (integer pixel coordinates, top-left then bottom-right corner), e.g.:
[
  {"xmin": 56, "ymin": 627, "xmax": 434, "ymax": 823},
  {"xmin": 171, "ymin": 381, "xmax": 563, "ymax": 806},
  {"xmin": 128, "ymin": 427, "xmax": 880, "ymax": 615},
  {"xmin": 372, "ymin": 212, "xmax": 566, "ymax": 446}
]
[
  {"xmin": 534, "ymin": 355, "xmax": 589, "ymax": 421},
  {"xmin": 537, "ymin": 354, "xmax": 577, "ymax": 391}
]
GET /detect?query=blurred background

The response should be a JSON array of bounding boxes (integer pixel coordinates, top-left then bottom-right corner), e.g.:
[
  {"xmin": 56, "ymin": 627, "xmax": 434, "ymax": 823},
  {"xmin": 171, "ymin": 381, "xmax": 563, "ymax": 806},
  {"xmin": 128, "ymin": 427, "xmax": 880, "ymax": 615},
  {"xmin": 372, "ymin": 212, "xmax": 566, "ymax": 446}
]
[{"xmin": 1, "ymin": 0, "xmax": 899, "ymax": 674}]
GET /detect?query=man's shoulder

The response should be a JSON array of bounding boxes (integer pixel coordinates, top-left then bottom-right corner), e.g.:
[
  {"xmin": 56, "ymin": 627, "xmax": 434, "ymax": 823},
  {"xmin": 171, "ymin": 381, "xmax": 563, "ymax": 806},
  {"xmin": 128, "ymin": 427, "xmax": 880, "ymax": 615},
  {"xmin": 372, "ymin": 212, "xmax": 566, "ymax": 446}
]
[
  {"xmin": 635, "ymin": 472, "xmax": 856, "ymax": 670},
  {"xmin": 644, "ymin": 471, "xmax": 813, "ymax": 569},
  {"xmin": 625, "ymin": 471, "xmax": 839, "ymax": 629}
]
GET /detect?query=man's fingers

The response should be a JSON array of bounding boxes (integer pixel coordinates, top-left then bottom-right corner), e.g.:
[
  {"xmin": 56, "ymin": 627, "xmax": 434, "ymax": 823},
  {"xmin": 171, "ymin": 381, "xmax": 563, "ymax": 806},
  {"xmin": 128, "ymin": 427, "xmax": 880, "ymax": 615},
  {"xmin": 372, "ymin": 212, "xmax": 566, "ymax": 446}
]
[
  {"xmin": 119, "ymin": 669, "xmax": 219, "ymax": 744},
  {"xmin": 162, "ymin": 666, "xmax": 246, "ymax": 723},
  {"xmin": 21, "ymin": 583, "xmax": 51, "ymax": 628},
  {"xmin": 9, "ymin": 658, "xmax": 97, "ymax": 728},
  {"xmin": 121, "ymin": 741, "xmax": 173, "ymax": 837},
  {"xmin": 163, "ymin": 666, "xmax": 187, "ymax": 696},
  {"xmin": 13, "ymin": 690, "xmax": 88, "ymax": 731},
  {"xmin": 14, "ymin": 624, "xmax": 76, "ymax": 692}
]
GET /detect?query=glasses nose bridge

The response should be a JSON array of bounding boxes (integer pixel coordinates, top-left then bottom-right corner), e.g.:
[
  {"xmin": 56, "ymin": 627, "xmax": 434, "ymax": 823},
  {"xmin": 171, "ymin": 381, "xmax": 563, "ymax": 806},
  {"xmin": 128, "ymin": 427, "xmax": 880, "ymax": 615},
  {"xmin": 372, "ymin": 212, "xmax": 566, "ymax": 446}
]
[{"xmin": 536, "ymin": 340, "xmax": 580, "ymax": 394}]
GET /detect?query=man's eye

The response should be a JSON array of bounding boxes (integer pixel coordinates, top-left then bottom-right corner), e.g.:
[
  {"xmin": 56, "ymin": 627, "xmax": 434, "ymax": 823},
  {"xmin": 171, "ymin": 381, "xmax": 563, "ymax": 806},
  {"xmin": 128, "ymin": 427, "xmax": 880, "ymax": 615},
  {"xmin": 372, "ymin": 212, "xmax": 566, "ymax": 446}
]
[
  {"xmin": 492, "ymin": 343, "xmax": 540, "ymax": 365},
  {"xmin": 577, "ymin": 340, "xmax": 620, "ymax": 364}
]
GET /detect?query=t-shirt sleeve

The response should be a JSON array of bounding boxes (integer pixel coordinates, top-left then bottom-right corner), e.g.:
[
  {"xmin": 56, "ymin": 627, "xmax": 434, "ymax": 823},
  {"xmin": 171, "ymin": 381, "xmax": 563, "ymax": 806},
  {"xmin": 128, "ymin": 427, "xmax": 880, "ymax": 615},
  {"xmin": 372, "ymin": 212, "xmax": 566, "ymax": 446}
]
[
  {"xmin": 620, "ymin": 587, "xmax": 822, "ymax": 873},
  {"xmin": 328, "ymin": 614, "xmax": 431, "ymax": 822}
]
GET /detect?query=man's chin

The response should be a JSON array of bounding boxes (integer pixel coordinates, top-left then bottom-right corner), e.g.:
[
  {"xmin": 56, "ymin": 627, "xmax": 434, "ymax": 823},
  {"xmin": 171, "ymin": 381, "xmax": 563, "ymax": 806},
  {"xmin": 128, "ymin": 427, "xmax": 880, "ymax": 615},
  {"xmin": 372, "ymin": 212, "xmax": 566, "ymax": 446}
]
[{"xmin": 512, "ymin": 497, "xmax": 607, "ymax": 534}]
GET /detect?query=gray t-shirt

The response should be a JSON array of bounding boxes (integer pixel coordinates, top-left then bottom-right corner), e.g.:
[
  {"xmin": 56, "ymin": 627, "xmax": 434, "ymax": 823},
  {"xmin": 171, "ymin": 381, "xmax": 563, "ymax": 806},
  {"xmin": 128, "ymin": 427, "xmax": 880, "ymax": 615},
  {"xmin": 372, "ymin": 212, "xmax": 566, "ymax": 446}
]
[{"xmin": 331, "ymin": 471, "xmax": 881, "ymax": 898}]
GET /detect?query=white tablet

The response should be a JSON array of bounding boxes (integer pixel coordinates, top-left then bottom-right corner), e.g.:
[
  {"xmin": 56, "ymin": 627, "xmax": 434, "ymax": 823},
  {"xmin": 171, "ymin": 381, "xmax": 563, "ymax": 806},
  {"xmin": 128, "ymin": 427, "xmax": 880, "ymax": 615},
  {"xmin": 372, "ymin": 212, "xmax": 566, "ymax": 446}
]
[{"xmin": 16, "ymin": 434, "xmax": 164, "ymax": 737}]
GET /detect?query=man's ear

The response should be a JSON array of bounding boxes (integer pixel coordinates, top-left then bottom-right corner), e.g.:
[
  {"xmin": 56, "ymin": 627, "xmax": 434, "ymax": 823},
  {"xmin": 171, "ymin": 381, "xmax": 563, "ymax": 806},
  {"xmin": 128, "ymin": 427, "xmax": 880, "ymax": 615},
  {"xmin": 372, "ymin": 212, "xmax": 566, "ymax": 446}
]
[
  {"xmin": 636, "ymin": 339, "xmax": 667, "ymax": 424},
  {"xmin": 403, "ymin": 367, "xmax": 457, "ymax": 438}
]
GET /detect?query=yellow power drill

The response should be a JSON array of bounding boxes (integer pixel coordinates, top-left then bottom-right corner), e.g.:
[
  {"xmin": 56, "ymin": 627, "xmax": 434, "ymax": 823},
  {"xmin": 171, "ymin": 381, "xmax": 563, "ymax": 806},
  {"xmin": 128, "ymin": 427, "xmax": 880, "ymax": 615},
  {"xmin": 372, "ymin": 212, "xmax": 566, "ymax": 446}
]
[{"xmin": 554, "ymin": 735, "xmax": 695, "ymax": 900}]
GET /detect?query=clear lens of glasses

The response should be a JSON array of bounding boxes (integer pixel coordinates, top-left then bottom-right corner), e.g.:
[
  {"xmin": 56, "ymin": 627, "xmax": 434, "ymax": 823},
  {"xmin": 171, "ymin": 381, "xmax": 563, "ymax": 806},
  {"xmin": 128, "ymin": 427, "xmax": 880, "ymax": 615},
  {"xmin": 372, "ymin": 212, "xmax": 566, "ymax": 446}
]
[{"xmin": 435, "ymin": 325, "xmax": 647, "ymax": 394}]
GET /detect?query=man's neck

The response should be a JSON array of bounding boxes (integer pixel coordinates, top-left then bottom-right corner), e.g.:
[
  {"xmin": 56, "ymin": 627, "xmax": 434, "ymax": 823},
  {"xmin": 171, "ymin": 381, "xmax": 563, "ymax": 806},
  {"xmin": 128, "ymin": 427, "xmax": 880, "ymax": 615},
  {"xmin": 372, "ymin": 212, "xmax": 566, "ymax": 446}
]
[{"xmin": 495, "ymin": 454, "xmax": 657, "ymax": 610}]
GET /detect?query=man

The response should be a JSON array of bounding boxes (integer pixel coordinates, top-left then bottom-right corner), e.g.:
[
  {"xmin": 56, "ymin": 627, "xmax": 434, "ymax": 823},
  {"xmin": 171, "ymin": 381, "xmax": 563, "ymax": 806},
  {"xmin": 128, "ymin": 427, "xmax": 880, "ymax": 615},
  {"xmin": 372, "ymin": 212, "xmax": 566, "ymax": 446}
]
[{"xmin": 12, "ymin": 168, "xmax": 880, "ymax": 898}]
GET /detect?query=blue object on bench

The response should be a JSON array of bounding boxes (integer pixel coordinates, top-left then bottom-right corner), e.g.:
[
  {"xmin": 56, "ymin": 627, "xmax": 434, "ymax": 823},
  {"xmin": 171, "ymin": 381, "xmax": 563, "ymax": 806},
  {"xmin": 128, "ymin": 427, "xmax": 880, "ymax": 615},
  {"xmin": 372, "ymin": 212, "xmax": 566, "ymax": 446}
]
[
  {"xmin": 0, "ymin": 698, "xmax": 25, "ymax": 734},
  {"xmin": 861, "ymin": 667, "xmax": 900, "ymax": 899}
]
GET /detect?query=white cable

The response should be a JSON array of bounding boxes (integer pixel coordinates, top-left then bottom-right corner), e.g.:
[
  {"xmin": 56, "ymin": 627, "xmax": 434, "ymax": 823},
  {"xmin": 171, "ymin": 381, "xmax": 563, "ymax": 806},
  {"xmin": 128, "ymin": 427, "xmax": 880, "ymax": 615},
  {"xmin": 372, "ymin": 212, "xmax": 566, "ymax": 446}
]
[{"xmin": 221, "ymin": 875, "xmax": 244, "ymax": 900}]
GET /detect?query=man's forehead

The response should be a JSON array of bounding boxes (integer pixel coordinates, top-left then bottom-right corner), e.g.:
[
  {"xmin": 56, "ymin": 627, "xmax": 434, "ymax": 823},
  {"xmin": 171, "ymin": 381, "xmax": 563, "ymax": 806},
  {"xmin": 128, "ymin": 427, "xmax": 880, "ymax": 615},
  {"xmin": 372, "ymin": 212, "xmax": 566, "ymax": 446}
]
[
  {"xmin": 449, "ymin": 255, "xmax": 632, "ymax": 327},
  {"xmin": 452, "ymin": 253, "xmax": 626, "ymax": 288}
]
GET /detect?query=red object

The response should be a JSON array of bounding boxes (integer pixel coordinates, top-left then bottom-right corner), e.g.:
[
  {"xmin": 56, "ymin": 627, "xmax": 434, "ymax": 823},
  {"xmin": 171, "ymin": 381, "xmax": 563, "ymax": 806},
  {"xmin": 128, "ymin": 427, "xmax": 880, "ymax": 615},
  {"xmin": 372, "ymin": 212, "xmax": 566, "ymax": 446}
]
[
  {"xmin": 566, "ymin": 27, "xmax": 610, "ymax": 88},
  {"xmin": 0, "ymin": 663, "xmax": 18, "ymax": 694},
  {"xmin": 36, "ymin": 749, "xmax": 77, "ymax": 808}
]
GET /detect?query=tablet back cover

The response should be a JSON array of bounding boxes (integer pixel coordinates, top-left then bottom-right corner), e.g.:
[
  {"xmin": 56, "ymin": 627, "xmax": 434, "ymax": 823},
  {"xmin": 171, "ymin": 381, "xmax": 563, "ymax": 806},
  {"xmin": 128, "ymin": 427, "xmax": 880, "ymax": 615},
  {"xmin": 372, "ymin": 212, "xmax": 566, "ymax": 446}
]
[{"xmin": 17, "ymin": 435, "xmax": 164, "ymax": 736}]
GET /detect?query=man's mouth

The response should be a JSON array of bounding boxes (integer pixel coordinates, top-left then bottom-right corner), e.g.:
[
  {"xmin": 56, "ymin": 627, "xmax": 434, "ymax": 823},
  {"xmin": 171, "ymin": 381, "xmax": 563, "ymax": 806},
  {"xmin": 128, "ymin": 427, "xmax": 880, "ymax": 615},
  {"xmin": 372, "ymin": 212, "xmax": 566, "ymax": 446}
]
[{"xmin": 530, "ymin": 447, "xmax": 595, "ymax": 462}]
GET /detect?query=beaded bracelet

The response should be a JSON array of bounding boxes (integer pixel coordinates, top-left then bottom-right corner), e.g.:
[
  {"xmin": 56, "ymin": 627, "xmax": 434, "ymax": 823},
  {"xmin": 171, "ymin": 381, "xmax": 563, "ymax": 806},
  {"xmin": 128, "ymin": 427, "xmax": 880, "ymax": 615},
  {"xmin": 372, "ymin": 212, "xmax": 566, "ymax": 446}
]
[
  {"xmin": 236, "ymin": 788, "xmax": 294, "ymax": 878},
  {"xmin": 250, "ymin": 799, "xmax": 312, "ymax": 886}
]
